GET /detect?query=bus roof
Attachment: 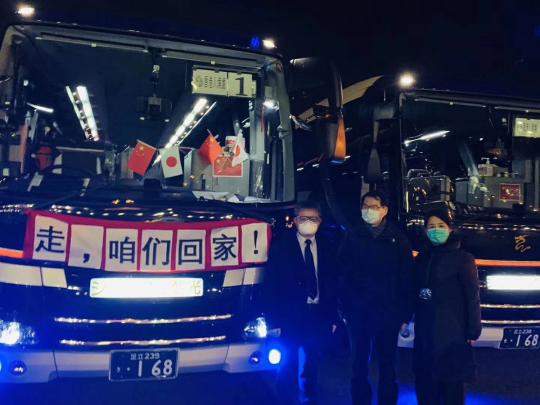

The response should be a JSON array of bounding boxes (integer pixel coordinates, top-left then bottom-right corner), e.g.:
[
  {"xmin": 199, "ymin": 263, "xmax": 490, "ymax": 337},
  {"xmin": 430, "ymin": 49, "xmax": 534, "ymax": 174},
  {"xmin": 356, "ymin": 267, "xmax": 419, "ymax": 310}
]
[
  {"xmin": 331, "ymin": 75, "xmax": 540, "ymax": 112},
  {"xmin": 1, "ymin": 15, "xmax": 282, "ymax": 62},
  {"xmin": 400, "ymin": 88, "xmax": 540, "ymax": 114}
]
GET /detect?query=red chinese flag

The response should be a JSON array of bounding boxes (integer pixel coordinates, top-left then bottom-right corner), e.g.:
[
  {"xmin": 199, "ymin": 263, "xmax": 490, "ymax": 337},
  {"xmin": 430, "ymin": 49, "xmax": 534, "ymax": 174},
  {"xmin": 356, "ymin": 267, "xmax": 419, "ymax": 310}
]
[
  {"xmin": 128, "ymin": 140, "xmax": 156, "ymax": 176},
  {"xmin": 199, "ymin": 133, "xmax": 223, "ymax": 165},
  {"xmin": 213, "ymin": 156, "xmax": 242, "ymax": 177}
]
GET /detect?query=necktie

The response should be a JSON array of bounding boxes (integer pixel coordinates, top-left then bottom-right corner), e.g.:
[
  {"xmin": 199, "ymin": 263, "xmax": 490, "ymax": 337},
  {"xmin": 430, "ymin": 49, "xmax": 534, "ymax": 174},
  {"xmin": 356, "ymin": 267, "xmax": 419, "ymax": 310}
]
[{"xmin": 304, "ymin": 239, "xmax": 317, "ymax": 299}]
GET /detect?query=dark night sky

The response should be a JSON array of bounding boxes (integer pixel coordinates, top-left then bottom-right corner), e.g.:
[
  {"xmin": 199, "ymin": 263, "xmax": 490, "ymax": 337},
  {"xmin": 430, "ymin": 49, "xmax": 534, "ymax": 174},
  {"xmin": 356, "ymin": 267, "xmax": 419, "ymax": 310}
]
[{"xmin": 2, "ymin": 0, "xmax": 540, "ymax": 93}]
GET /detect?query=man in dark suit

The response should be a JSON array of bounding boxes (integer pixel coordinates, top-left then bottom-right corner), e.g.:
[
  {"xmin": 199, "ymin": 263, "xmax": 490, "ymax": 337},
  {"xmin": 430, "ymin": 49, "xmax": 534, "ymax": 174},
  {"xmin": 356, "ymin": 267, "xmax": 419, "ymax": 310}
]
[
  {"xmin": 339, "ymin": 190, "xmax": 414, "ymax": 405},
  {"xmin": 265, "ymin": 200, "xmax": 339, "ymax": 405}
]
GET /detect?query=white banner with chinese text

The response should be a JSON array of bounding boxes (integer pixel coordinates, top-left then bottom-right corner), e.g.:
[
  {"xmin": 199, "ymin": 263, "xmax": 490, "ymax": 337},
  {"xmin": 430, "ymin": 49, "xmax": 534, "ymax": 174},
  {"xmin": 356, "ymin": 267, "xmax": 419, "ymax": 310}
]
[{"xmin": 24, "ymin": 211, "xmax": 271, "ymax": 272}]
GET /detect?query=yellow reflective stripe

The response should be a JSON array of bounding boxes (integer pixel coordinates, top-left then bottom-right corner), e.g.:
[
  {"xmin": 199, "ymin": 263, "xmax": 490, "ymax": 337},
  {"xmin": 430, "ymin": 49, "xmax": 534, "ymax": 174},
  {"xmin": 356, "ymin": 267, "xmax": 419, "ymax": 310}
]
[
  {"xmin": 42, "ymin": 267, "xmax": 67, "ymax": 288},
  {"xmin": 0, "ymin": 262, "xmax": 67, "ymax": 288},
  {"xmin": 243, "ymin": 267, "xmax": 264, "ymax": 285},
  {"xmin": 0, "ymin": 262, "xmax": 42, "ymax": 286},
  {"xmin": 222, "ymin": 267, "xmax": 264, "ymax": 287}
]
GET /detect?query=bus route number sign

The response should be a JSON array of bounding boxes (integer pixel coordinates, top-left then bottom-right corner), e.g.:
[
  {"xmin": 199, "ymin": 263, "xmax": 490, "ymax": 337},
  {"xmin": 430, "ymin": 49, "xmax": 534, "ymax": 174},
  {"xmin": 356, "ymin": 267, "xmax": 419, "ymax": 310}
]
[
  {"xmin": 514, "ymin": 117, "xmax": 540, "ymax": 139},
  {"xmin": 192, "ymin": 68, "xmax": 256, "ymax": 98}
]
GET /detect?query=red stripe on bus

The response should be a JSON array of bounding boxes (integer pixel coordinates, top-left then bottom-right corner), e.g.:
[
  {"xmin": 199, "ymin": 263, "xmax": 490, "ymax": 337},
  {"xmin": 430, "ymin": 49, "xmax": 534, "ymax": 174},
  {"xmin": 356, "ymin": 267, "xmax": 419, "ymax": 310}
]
[{"xmin": 0, "ymin": 248, "xmax": 24, "ymax": 259}]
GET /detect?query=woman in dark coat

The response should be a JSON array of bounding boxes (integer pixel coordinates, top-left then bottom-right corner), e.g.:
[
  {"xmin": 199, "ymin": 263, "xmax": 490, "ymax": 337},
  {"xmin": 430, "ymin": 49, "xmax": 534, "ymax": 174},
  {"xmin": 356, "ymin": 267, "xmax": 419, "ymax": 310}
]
[{"xmin": 413, "ymin": 210, "xmax": 482, "ymax": 405}]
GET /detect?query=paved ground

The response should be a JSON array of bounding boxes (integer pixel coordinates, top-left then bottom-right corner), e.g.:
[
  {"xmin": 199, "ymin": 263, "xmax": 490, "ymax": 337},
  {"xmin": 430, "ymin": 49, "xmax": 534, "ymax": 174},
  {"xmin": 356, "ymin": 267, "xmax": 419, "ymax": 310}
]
[{"xmin": 1, "ymin": 348, "xmax": 539, "ymax": 404}]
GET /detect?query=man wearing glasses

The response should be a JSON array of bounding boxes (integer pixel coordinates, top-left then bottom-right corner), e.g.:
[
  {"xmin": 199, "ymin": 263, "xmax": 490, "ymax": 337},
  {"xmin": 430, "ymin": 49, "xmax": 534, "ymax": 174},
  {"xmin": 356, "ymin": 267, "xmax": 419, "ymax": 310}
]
[
  {"xmin": 339, "ymin": 191, "xmax": 414, "ymax": 405},
  {"xmin": 265, "ymin": 200, "xmax": 339, "ymax": 405}
]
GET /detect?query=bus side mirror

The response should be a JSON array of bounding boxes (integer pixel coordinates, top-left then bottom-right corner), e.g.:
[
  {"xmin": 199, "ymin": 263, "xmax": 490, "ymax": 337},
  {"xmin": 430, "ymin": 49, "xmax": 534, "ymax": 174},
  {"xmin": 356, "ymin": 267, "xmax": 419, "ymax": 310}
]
[
  {"xmin": 365, "ymin": 146, "xmax": 382, "ymax": 183},
  {"xmin": 325, "ymin": 115, "xmax": 346, "ymax": 164},
  {"xmin": 373, "ymin": 100, "xmax": 399, "ymax": 121},
  {"xmin": 289, "ymin": 58, "xmax": 346, "ymax": 164},
  {"xmin": 324, "ymin": 60, "xmax": 346, "ymax": 164},
  {"xmin": 365, "ymin": 100, "xmax": 400, "ymax": 183},
  {"xmin": 365, "ymin": 121, "xmax": 383, "ymax": 183}
]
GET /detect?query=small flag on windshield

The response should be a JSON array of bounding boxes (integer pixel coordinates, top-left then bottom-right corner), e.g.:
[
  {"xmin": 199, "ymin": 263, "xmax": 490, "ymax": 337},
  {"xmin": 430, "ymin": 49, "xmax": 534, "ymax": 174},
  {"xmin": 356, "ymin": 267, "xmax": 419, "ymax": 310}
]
[
  {"xmin": 199, "ymin": 131, "xmax": 223, "ymax": 165},
  {"xmin": 160, "ymin": 147, "xmax": 183, "ymax": 178},
  {"xmin": 232, "ymin": 132, "xmax": 248, "ymax": 167},
  {"xmin": 128, "ymin": 140, "xmax": 156, "ymax": 176}
]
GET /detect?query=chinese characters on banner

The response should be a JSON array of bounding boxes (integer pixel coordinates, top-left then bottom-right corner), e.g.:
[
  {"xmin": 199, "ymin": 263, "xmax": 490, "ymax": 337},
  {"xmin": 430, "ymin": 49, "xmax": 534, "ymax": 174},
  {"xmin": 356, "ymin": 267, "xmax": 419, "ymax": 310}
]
[{"xmin": 24, "ymin": 211, "xmax": 270, "ymax": 272}]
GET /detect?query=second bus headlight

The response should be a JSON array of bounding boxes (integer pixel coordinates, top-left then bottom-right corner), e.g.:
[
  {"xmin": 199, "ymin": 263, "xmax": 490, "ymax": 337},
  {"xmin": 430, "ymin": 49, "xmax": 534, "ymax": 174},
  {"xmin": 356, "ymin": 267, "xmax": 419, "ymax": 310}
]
[
  {"xmin": 0, "ymin": 321, "xmax": 38, "ymax": 346},
  {"xmin": 243, "ymin": 317, "xmax": 268, "ymax": 339}
]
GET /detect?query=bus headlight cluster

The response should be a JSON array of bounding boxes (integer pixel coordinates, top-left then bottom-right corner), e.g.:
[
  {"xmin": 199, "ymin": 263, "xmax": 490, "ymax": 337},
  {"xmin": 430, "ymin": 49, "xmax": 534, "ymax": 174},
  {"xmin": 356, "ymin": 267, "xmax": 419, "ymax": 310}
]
[
  {"xmin": 0, "ymin": 321, "xmax": 37, "ymax": 346},
  {"xmin": 486, "ymin": 275, "xmax": 540, "ymax": 291},
  {"xmin": 268, "ymin": 349, "xmax": 281, "ymax": 365},
  {"xmin": 243, "ymin": 317, "xmax": 268, "ymax": 339}
]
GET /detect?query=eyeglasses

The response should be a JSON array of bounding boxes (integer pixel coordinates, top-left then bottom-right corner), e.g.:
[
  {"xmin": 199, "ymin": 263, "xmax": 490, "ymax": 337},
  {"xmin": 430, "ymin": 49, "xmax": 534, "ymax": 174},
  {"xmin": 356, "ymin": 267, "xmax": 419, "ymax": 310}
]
[
  {"xmin": 296, "ymin": 216, "xmax": 322, "ymax": 223},
  {"xmin": 362, "ymin": 204, "xmax": 382, "ymax": 210}
]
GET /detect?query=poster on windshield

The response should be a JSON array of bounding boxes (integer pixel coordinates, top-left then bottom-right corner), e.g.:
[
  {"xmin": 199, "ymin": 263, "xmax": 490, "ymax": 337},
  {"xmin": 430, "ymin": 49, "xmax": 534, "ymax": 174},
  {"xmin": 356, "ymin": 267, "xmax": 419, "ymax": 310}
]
[
  {"xmin": 499, "ymin": 183, "xmax": 522, "ymax": 203},
  {"xmin": 23, "ymin": 211, "xmax": 270, "ymax": 272},
  {"xmin": 213, "ymin": 156, "xmax": 243, "ymax": 177}
]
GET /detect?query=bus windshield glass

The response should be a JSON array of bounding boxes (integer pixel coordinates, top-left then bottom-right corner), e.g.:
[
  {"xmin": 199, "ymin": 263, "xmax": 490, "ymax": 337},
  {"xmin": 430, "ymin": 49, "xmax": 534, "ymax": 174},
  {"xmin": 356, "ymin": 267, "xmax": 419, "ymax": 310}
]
[
  {"xmin": 402, "ymin": 97, "xmax": 540, "ymax": 219},
  {"xmin": 0, "ymin": 24, "xmax": 294, "ymax": 203}
]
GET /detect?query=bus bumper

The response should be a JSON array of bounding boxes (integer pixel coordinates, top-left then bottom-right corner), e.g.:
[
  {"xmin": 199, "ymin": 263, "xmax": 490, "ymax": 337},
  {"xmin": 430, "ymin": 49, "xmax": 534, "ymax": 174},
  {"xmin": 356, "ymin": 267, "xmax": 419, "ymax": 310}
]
[
  {"xmin": 0, "ymin": 342, "xmax": 279, "ymax": 383},
  {"xmin": 397, "ymin": 322, "xmax": 506, "ymax": 349}
]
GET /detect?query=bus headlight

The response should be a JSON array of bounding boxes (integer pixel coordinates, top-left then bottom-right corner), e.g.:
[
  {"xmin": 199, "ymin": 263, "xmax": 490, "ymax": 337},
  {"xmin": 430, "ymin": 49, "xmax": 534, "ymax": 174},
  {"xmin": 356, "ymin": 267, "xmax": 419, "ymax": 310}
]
[
  {"xmin": 268, "ymin": 348, "xmax": 282, "ymax": 365},
  {"xmin": 243, "ymin": 317, "xmax": 268, "ymax": 339},
  {"xmin": 486, "ymin": 275, "xmax": 540, "ymax": 291},
  {"xmin": 0, "ymin": 321, "xmax": 37, "ymax": 346}
]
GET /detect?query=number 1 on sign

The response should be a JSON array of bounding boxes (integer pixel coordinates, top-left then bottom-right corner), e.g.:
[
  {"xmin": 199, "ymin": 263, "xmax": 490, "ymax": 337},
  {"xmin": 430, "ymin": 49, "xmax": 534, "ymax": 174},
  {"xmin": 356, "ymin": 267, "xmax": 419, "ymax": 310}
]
[
  {"xmin": 138, "ymin": 360, "xmax": 143, "ymax": 377},
  {"xmin": 228, "ymin": 72, "xmax": 255, "ymax": 98},
  {"xmin": 235, "ymin": 77, "xmax": 246, "ymax": 96}
]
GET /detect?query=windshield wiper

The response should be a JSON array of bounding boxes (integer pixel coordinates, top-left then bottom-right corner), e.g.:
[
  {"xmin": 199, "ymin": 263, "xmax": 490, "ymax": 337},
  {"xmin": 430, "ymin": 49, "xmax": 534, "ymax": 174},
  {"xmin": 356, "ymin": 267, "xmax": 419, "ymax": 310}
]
[
  {"xmin": 27, "ymin": 179, "xmax": 185, "ymax": 210},
  {"xmin": 31, "ymin": 183, "xmax": 107, "ymax": 211},
  {"xmin": 28, "ymin": 183, "xmax": 276, "ymax": 224},
  {"xmin": 458, "ymin": 207, "xmax": 540, "ymax": 222},
  {"xmin": 196, "ymin": 197, "xmax": 276, "ymax": 224}
]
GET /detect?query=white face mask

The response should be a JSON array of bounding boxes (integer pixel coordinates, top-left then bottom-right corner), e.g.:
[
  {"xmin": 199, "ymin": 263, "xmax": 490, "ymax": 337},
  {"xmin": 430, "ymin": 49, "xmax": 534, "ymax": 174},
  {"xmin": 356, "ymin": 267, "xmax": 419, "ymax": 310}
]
[
  {"xmin": 297, "ymin": 221, "xmax": 319, "ymax": 237},
  {"xmin": 362, "ymin": 208, "xmax": 381, "ymax": 225}
]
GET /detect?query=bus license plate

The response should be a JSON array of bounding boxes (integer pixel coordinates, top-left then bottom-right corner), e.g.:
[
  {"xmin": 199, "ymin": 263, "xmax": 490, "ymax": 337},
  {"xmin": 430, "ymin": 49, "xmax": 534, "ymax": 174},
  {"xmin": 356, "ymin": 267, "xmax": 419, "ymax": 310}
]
[
  {"xmin": 109, "ymin": 349, "xmax": 178, "ymax": 381},
  {"xmin": 500, "ymin": 327, "xmax": 540, "ymax": 349}
]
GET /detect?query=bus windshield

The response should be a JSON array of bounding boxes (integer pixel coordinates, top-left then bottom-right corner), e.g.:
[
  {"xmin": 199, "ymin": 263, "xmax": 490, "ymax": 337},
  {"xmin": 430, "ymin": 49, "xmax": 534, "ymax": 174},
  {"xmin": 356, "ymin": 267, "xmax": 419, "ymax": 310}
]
[
  {"xmin": 0, "ymin": 24, "xmax": 294, "ymax": 203},
  {"xmin": 402, "ymin": 96, "xmax": 540, "ymax": 219}
]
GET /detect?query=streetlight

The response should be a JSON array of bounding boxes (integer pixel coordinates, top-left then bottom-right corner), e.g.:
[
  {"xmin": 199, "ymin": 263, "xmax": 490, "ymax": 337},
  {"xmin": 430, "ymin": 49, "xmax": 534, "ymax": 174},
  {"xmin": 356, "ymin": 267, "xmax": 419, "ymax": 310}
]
[
  {"xmin": 399, "ymin": 72, "xmax": 416, "ymax": 88},
  {"xmin": 16, "ymin": 4, "xmax": 35, "ymax": 17}
]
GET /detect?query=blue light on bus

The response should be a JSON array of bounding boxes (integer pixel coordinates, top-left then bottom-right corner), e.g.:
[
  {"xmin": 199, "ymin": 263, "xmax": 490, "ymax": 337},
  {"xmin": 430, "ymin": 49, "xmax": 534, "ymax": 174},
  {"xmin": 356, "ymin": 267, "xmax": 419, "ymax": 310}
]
[
  {"xmin": 268, "ymin": 348, "xmax": 282, "ymax": 365},
  {"xmin": 250, "ymin": 36, "xmax": 262, "ymax": 49}
]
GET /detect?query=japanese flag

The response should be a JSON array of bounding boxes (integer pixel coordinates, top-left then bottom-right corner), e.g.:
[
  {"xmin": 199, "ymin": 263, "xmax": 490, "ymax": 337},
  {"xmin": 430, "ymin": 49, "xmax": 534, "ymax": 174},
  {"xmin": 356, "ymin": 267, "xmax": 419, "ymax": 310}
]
[
  {"xmin": 232, "ymin": 132, "xmax": 248, "ymax": 167},
  {"xmin": 160, "ymin": 147, "xmax": 183, "ymax": 178}
]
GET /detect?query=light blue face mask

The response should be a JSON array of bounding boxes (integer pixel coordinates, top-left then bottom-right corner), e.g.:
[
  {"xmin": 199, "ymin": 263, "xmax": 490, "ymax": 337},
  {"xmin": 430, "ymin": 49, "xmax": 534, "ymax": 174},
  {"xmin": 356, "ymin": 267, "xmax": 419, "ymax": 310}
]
[
  {"xmin": 362, "ymin": 209, "xmax": 381, "ymax": 225},
  {"xmin": 427, "ymin": 228, "xmax": 450, "ymax": 245}
]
